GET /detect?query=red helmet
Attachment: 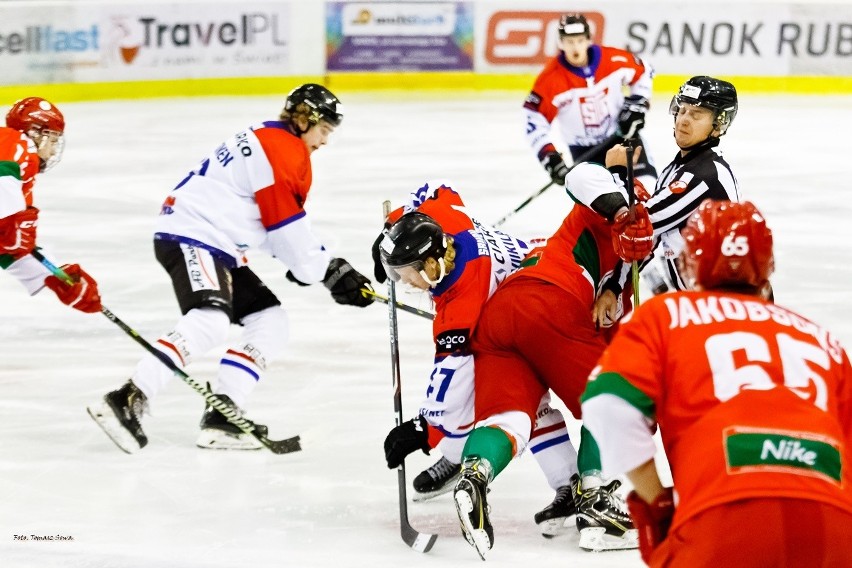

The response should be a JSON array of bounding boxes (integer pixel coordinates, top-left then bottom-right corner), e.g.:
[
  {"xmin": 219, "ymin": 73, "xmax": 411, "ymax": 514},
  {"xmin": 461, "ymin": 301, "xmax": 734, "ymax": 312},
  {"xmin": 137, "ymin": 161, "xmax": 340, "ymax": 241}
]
[
  {"xmin": 680, "ymin": 199, "xmax": 774, "ymax": 290},
  {"xmin": 5, "ymin": 97, "xmax": 65, "ymax": 134}
]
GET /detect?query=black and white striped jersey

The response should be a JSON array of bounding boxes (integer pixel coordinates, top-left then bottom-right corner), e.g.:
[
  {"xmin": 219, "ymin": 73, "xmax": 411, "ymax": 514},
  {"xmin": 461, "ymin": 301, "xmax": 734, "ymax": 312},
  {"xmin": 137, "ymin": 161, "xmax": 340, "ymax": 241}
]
[
  {"xmin": 601, "ymin": 137, "xmax": 739, "ymax": 295},
  {"xmin": 646, "ymin": 137, "xmax": 739, "ymax": 290}
]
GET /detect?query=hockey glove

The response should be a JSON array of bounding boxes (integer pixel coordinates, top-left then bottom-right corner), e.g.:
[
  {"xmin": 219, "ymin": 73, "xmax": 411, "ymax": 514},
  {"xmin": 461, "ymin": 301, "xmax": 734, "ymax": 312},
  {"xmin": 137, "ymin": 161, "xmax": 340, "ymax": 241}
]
[
  {"xmin": 611, "ymin": 203, "xmax": 654, "ymax": 262},
  {"xmin": 541, "ymin": 151, "xmax": 570, "ymax": 186},
  {"xmin": 43, "ymin": 263, "xmax": 102, "ymax": 313},
  {"xmin": 617, "ymin": 95, "xmax": 649, "ymax": 140},
  {"xmin": 384, "ymin": 415, "xmax": 431, "ymax": 469},
  {"xmin": 626, "ymin": 487, "xmax": 675, "ymax": 564},
  {"xmin": 323, "ymin": 257, "xmax": 374, "ymax": 307},
  {"xmin": 0, "ymin": 207, "xmax": 39, "ymax": 260},
  {"xmin": 371, "ymin": 231, "xmax": 387, "ymax": 284}
]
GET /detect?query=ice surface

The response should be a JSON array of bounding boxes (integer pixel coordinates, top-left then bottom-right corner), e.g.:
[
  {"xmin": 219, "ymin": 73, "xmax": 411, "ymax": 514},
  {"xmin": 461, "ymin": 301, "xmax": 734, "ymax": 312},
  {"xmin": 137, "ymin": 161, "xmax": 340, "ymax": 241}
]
[{"xmin": 1, "ymin": 91, "xmax": 849, "ymax": 567}]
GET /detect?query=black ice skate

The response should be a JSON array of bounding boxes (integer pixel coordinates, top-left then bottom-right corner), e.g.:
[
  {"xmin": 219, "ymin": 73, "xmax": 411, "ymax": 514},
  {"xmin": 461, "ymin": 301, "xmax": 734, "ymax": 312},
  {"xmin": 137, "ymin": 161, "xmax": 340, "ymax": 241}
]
[
  {"xmin": 87, "ymin": 380, "xmax": 149, "ymax": 454},
  {"xmin": 453, "ymin": 457, "xmax": 494, "ymax": 560},
  {"xmin": 196, "ymin": 394, "xmax": 268, "ymax": 450},
  {"xmin": 413, "ymin": 456, "xmax": 461, "ymax": 502},
  {"xmin": 575, "ymin": 478, "xmax": 639, "ymax": 551},
  {"xmin": 534, "ymin": 473, "xmax": 580, "ymax": 538}
]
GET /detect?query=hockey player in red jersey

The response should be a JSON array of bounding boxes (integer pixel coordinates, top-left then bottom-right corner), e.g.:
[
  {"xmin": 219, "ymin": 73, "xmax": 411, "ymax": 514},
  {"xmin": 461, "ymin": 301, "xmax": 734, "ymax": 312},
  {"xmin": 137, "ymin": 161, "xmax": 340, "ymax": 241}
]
[
  {"xmin": 452, "ymin": 180, "xmax": 654, "ymax": 558},
  {"xmin": 0, "ymin": 97, "xmax": 102, "ymax": 313},
  {"xmin": 377, "ymin": 183, "xmax": 580, "ymax": 530},
  {"xmin": 524, "ymin": 13, "xmax": 657, "ymax": 190},
  {"xmin": 582, "ymin": 200, "xmax": 852, "ymax": 567},
  {"xmin": 87, "ymin": 84, "xmax": 374, "ymax": 453}
]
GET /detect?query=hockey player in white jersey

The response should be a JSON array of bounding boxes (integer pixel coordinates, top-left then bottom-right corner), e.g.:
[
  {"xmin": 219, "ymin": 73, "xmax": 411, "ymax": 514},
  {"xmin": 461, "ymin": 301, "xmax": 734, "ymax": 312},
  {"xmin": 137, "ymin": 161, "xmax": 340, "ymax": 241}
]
[
  {"xmin": 377, "ymin": 182, "xmax": 582, "ymax": 534},
  {"xmin": 87, "ymin": 84, "xmax": 374, "ymax": 453},
  {"xmin": 524, "ymin": 13, "xmax": 657, "ymax": 190}
]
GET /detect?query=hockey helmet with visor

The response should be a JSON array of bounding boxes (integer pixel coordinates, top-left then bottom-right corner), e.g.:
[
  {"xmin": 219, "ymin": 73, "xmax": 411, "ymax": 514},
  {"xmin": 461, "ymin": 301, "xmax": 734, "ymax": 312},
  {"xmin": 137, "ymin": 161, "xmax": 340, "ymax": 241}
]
[
  {"xmin": 5, "ymin": 97, "xmax": 66, "ymax": 172},
  {"xmin": 380, "ymin": 212, "xmax": 448, "ymax": 287},
  {"xmin": 284, "ymin": 83, "xmax": 343, "ymax": 127},
  {"xmin": 679, "ymin": 199, "xmax": 774, "ymax": 292}
]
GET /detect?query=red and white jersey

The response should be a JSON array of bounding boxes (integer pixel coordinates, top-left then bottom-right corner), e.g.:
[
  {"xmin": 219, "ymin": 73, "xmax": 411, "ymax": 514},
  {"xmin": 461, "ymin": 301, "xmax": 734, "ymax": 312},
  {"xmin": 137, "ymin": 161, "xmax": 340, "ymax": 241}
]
[
  {"xmin": 388, "ymin": 181, "xmax": 531, "ymax": 449},
  {"xmin": 507, "ymin": 201, "xmax": 631, "ymax": 316},
  {"xmin": 154, "ymin": 121, "xmax": 331, "ymax": 283},
  {"xmin": 0, "ymin": 126, "xmax": 39, "ymax": 219},
  {"xmin": 523, "ymin": 45, "xmax": 652, "ymax": 154},
  {"xmin": 582, "ymin": 291, "xmax": 852, "ymax": 533},
  {"xmin": 0, "ymin": 126, "xmax": 53, "ymax": 291}
]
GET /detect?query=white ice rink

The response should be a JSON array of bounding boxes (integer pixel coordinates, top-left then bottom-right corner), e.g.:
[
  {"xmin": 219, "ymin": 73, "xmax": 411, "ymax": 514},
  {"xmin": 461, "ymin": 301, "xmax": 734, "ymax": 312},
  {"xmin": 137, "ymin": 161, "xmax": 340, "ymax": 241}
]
[{"xmin": 1, "ymin": 90, "xmax": 850, "ymax": 567}]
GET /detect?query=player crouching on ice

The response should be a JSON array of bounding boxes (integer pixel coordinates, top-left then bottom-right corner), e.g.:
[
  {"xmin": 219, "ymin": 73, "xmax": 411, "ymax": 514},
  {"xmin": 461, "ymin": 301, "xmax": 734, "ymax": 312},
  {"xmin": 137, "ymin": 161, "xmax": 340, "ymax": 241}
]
[
  {"xmin": 88, "ymin": 84, "xmax": 374, "ymax": 453},
  {"xmin": 378, "ymin": 182, "xmax": 582, "ymax": 535}
]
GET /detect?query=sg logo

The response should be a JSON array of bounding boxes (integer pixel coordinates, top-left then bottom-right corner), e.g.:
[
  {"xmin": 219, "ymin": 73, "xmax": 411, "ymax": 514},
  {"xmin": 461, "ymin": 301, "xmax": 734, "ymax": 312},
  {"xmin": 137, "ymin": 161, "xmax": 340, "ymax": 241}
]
[{"xmin": 484, "ymin": 11, "xmax": 605, "ymax": 65}]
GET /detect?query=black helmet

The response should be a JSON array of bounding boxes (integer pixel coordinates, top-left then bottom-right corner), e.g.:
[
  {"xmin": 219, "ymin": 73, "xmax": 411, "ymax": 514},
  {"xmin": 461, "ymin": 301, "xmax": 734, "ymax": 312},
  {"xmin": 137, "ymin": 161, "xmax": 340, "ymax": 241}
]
[
  {"xmin": 284, "ymin": 83, "xmax": 343, "ymax": 127},
  {"xmin": 380, "ymin": 212, "xmax": 447, "ymax": 283},
  {"xmin": 558, "ymin": 13, "xmax": 590, "ymax": 38},
  {"xmin": 670, "ymin": 76, "xmax": 738, "ymax": 135}
]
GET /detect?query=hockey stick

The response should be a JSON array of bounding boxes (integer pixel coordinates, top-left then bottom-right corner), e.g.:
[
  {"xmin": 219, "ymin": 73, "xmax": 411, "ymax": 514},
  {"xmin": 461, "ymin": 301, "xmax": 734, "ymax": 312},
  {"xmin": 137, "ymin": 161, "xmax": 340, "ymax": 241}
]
[
  {"xmin": 383, "ymin": 200, "xmax": 438, "ymax": 553},
  {"xmin": 362, "ymin": 288, "xmax": 435, "ymax": 321},
  {"xmin": 32, "ymin": 250, "xmax": 301, "ymax": 455},
  {"xmin": 493, "ymin": 133, "xmax": 621, "ymax": 228},
  {"xmin": 624, "ymin": 139, "xmax": 641, "ymax": 307}
]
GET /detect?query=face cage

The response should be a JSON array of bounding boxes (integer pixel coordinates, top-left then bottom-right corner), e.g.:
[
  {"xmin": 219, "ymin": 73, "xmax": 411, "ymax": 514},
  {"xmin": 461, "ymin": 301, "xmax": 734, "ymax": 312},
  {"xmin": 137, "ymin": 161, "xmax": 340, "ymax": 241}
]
[{"xmin": 31, "ymin": 129, "xmax": 65, "ymax": 172}]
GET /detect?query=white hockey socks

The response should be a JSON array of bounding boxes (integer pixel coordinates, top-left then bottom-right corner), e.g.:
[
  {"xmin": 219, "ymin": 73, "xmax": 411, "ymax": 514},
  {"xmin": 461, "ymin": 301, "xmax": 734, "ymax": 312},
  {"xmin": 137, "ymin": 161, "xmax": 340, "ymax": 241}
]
[
  {"xmin": 131, "ymin": 307, "xmax": 231, "ymax": 401},
  {"xmin": 214, "ymin": 307, "xmax": 289, "ymax": 408},
  {"xmin": 530, "ymin": 406, "xmax": 579, "ymax": 490}
]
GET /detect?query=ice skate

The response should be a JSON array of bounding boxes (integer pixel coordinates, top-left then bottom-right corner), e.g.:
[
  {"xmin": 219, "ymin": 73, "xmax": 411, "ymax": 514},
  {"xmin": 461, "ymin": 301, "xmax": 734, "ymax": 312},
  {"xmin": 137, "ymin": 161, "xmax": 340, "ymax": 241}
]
[
  {"xmin": 535, "ymin": 474, "xmax": 580, "ymax": 538},
  {"xmin": 576, "ymin": 478, "xmax": 639, "ymax": 551},
  {"xmin": 412, "ymin": 456, "xmax": 460, "ymax": 502},
  {"xmin": 87, "ymin": 380, "xmax": 149, "ymax": 454},
  {"xmin": 196, "ymin": 394, "xmax": 267, "ymax": 450},
  {"xmin": 453, "ymin": 457, "xmax": 494, "ymax": 560}
]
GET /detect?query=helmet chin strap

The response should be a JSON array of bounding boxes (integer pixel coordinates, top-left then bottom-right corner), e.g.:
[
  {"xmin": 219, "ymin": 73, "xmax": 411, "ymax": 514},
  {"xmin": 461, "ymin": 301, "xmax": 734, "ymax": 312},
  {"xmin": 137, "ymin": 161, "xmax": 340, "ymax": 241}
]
[{"xmin": 419, "ymin": 258, "xmax": 447, "ymax": 288}]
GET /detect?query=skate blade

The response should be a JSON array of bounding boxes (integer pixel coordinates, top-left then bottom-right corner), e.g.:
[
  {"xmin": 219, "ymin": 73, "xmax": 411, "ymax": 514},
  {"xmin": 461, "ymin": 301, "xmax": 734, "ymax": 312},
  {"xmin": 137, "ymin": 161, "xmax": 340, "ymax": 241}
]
[
  {"xmin": 86, "ymin": 402, "xmax": 141, "ymax": 454},
  {"xmin": 412, "ymin": 475, "xmax": 459, "ymax": 502},
  {"xmin": 538, "ymin": 515, "xmax": 575, "ymax": 539},
  {"xmin": 454, "ymin": 490, "xmax": 490, "ymax": 560},
  {"xmin": 578, "ymin": 527, "xmax": 639, "ymax": 552},
  {"xmin": 196, "ymin": 429, "xmax": 263, "ymax": 450}
]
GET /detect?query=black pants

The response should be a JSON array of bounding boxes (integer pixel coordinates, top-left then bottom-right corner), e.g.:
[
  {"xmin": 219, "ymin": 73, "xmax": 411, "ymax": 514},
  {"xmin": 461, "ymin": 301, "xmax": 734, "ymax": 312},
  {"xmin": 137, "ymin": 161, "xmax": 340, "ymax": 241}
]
[{"xmin": 154, "ymin": 239, "xmax": 280, "ymax": 325}]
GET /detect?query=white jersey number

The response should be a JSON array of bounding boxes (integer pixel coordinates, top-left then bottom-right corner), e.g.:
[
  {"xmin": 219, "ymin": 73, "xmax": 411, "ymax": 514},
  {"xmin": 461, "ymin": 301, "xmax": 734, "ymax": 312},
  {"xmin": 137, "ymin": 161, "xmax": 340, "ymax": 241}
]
[{"xmin": 706, "ymin": 331, "xmax": 830, "ymax": 410}]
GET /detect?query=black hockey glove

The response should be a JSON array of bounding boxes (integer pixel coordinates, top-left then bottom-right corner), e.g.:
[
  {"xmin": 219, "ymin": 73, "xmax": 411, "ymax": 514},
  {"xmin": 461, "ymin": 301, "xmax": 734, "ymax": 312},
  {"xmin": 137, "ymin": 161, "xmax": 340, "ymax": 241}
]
[
  {"xmin": 617, "ymin": 95, "xmax": 649, "ymax": 140},
  {"xmin": 384, "ymin": 415, "xmax": 431, "ymax": 469},
  {"xmin": 371, "ymin": 231, "xmax": 388, "ymax": 284},
  {"xmin": 541, "ymin": 152, "xmax": 570, "ymax": 185},
  {"xmin": 323, "ymin": 257, "xmax": 374, "ymax": 307}
]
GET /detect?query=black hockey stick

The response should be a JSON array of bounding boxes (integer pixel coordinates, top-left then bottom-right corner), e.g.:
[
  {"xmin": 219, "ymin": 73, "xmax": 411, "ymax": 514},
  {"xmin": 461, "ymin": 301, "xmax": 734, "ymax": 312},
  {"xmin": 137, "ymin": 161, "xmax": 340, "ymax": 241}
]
[
  {"xmin": 624, "ymin": 139, "xmax": 641, "ymax": 307},
  {"xmin": 383, "ymin": 200, "xmax": 438, "ymax": 553},
  {"xmin": 493, "ymin": 133, "xmax": 620, "ymax": 228},
  {"xmin": 362, "ymin": 288, "xmax": 434, "ymax": 321},
  {"xmin": 32, "ymin": 250, "xmax": 300, "ymax": 455}
]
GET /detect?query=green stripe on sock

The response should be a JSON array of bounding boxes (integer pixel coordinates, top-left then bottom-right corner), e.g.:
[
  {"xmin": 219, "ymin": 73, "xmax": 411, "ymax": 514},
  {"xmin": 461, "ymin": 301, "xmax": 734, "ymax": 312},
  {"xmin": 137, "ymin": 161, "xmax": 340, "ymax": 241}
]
[{"xmin": 463, "ymin": 426, "xmax": 515, "ymax": 478}]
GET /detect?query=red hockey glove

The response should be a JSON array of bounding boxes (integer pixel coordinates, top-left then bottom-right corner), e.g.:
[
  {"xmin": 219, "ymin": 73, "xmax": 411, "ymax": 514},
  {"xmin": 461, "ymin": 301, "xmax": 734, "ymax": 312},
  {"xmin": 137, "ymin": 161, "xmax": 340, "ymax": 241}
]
[
  {"xmin": 626, "ymin": 487, "xmax": 675, "ymax": 565},
  {"xmin": 612, "ymin": 203, "xmax": 653, "ymax": 262},
  {"xmin": 633, "ymin": 178, "xmax": 651, "ymax": 202},
  {"xmin": 43, "ymin": 264, "xmax": 102, "ymax": 313},
  {"xmin": 0, "ymin": 207, "xmax": 39, "ymax": 260}
]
